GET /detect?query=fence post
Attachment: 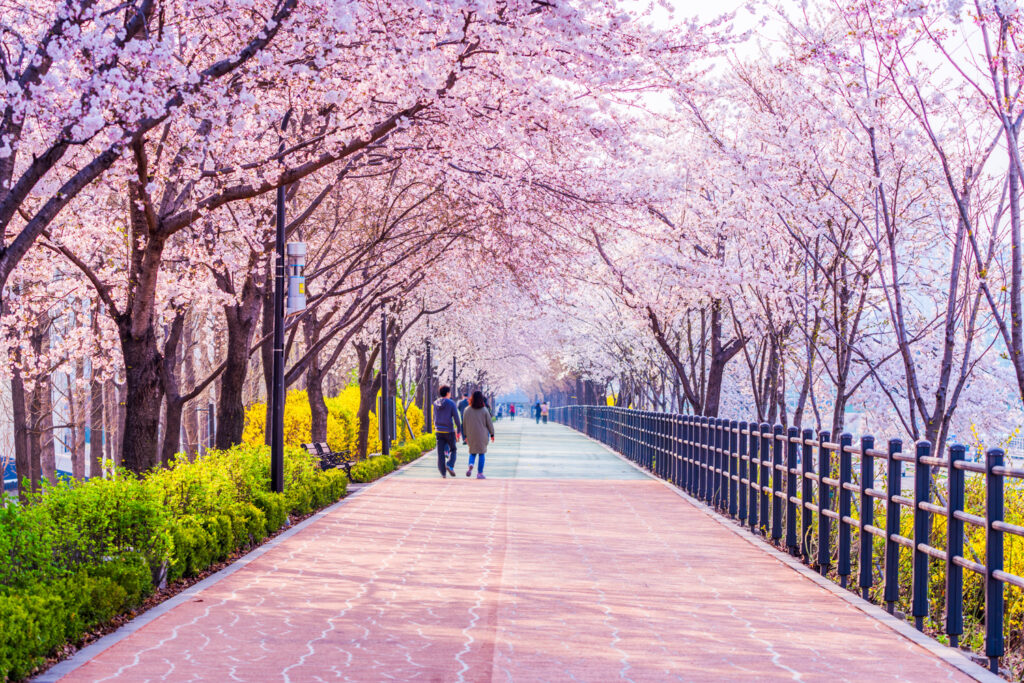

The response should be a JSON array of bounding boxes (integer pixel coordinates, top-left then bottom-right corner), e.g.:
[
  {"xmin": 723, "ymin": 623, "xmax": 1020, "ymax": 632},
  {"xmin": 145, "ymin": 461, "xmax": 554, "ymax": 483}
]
[
  {"xmin": 676, "ymin": 415, "xmax": 684, "ymax": 486},
  {"xmin": 838, "ymin": 433, "xmax": 853, "ymax": 589},
  {"xmin": 884, "ymin": 438, "xmax": 903, "ymax": 614},
  {"xmin": 692, "ymin": 416, "xmax": 700, "ymax": 498},
  {"xmin": 651, "ymin": 412, "xmax": 658, "ymax": 472},
  {"xmin": 682, "ymin": 415, "xmax": 691, "ymax": 493},
  {"xmin": 786, "ymin": 426, "xmax": 799, "ymax": 555},
  {"xmin": 663, "ymin": 414, "xmax": 669, "ymax": 482},
  {"xmin": 739, "ymin": 421, "xmax": 749, "ymax": 525},
  {"xmin": 716, "ymin": 417, "xmax": 724, "ymax": 507},
  {"xmin": 636, "ymin": 411, "xmax": 643, "ymax": 465},
  {"xmin": 771, "ymin": 424, "xmax": 783, "ymax": 544},
  {"xmin": 629, "ymin": 411, "xmax": 636, "ymax": 463},
  {"xmin": 749, "ymin": 423, "xmax": 759, "ymax": 533},
  {"xmin": 729, "ymin": 420, "xmax": 739, "ymax": 517},
  {"xmin": 669, "ymin": 415, "xmax": 675, "ymax": 482},
  {"xmin": 817, "ymin": 431, "xmax": 832, "ymax": 576},
  {"xmin": 654, "ymin": 413, "xmax": 661, "ymax": 478},
  {"xmin": 631, "ymin": 410, "xmax": 637, "ymax": 462},
  {"xmin": 624, "ymin": 410, "xmax": 630, "ymax": 460},
  {"xmin": 637, "ymin": 411, "xmax": 643, "ymax": 465},
  {"xmin": 946, "ymin": 444, "xmax": 965, "ymax": 650},
  {"xmin": 668, "ymin": 414, "xmax": 675, "ymax": 483},
  {"xmin": 716, "ymin": 418, "xmax": 725, "ymax": 509},
  {"xmin": 655, "ymin": 413, "xmax": 663, "ymax": 478},
  {"xmin": 986, "ymin": 448, "xmax": 1005, "ymax": 674},
  {"xmin": 859, "ymin": 435, "xmax": 875, "ymax": 602},
  {"xmin": 801, "ymin": 429, "xmax": 814, "ymax": 563},
  {"xmin": 646, "ymin": 412, "xmax": 654, "ymax": 471},
  {"xmin": 912, "ymin": 441, "xmax": 932, "ymax": 631},
  {"xmin": 710, "ymin": 418, "xmax": 719, "ymax": 508},
  {"xmin": 706, "ymin": 417, "xmax": 715, "ymax": 504},
  {"xmin": 759, "ymin": 423, "xmax": 771, "ymax": 537},
  {"xmin": 700, "ymin": 417, "xmax": 708, "ymax": 501}
]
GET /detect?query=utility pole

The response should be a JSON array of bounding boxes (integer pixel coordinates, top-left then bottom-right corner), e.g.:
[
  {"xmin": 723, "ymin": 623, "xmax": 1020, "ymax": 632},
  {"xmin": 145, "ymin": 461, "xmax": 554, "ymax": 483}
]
[
  {"xmin": 379, "ymin": 307, "xmax": 390, "ymax": 456},
  {"xmin": 452, "ymin": 356, "xmax": 457, "ymax": 395},
  {"xmin": 269, "ymin": 108, "xmax": 292, "ymax": 494}
]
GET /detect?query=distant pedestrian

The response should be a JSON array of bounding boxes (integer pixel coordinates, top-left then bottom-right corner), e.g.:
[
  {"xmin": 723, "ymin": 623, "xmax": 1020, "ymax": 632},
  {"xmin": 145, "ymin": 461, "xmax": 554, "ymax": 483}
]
[
  {"xmin": 433, "ymin": 385, "xmax": 462, "ymax": 478},
  {"xmin": 496, "ymin": 405, "xmax": 503, "ymax": 420},
  {"xmin": 541, "ymin": 401, "xmax": 549, "ymax": 424},
  {"xmin": 457, "ymin": 392, "xmax": 470, "ymax": 443},
  {"xmin": 509, "ymin": 403, "xmax": 516, "ymax": 421},
  {"xmin": 534, "ymin": 400, "xmax": 541, "ymax": 424},
  {"xmin": 463, "ymin": 391, "xmax": 495, "ymax": 479}
]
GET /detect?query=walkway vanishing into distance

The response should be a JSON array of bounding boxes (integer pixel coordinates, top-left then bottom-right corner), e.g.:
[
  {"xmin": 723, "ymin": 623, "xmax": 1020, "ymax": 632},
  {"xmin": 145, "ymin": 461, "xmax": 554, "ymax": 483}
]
[{"xmin": 49, "ymin": 420, "xmax": 983, "ymax": 682}]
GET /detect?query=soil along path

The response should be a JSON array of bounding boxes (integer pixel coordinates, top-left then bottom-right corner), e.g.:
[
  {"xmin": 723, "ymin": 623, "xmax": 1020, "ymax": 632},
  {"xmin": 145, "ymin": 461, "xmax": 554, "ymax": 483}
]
[{"xmin": 54, "ymin": 420, "xmax": 980, "ymax": 682}]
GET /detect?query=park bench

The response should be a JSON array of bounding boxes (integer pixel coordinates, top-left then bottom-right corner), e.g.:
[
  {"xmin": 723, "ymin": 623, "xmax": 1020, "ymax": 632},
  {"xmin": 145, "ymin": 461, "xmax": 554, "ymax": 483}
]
[{"xmin": 303, "ymin": 442, "xmax": 354, "ymax": 479}]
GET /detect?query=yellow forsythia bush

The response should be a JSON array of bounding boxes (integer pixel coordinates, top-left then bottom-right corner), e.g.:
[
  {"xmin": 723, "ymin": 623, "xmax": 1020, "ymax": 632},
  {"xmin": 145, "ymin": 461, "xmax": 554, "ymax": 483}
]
[
  {"xmin": 323, "ymin": 385, "xmax": 379, "ymax": 455},
  {"xmin": 397, "ymin": 401, "xmax": 424, "ymax": 441},
  {"xmin": 242, "ymin": 390, "xmax": 312, "ymax": 448},
  {"xmin": 243, "ymin": 385, "xmax": 425, "ymax": 456}
]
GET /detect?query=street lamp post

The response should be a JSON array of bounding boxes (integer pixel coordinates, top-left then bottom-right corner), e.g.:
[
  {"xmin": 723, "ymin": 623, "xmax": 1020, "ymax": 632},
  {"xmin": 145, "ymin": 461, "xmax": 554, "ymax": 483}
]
[
  {"xmin": 452, "ymin": 356, "xmax": 457, "ymax": 395},
  {"xmin": 425, "ymin": 339, "xmax": 433, "ymax": 434},
  {"xmin": 269, "ymin": 108, "xmax": 293, "ymax": 494},
  {"xmin": 379, "ymin": 307, "xmax": 390, "ymax": 456}
]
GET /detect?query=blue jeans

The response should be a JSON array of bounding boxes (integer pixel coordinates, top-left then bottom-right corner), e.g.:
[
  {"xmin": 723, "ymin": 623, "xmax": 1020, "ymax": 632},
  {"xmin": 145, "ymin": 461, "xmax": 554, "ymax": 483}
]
[
  {"xmin": 469, "ymin": 453, "xmax": 485, "ymax": 473},
  {"xmin": 436, "ymin": 431, "xmax": 457, "ymax": 475}
]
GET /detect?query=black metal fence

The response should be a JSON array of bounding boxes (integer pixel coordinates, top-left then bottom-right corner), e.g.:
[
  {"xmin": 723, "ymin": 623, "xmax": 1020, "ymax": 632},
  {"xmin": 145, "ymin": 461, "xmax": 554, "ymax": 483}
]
[{"xmin": 550, "ymin": 404, "xmax": 1023, "ymax": 673}]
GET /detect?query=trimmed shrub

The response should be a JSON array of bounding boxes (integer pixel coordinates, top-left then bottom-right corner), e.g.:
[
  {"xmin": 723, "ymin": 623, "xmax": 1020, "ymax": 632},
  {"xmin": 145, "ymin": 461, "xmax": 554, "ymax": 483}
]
[
  {"xmin": 0, "ymin": 476, "xmax": 169, "ymax": 590},
  {"xmin": 0, "ymin": 441, "xmax": 349, "ymax": 680},
  {"xmin": 253, "ymin": 490, "xmax": 288, "ymax": 532},
  {"xmin": 350, "ymin": 454, "xmax": 397, "ymax": 483},
  {"xmin": 0, "ymin": 556, "xmax": 152, "ymax": 681}
]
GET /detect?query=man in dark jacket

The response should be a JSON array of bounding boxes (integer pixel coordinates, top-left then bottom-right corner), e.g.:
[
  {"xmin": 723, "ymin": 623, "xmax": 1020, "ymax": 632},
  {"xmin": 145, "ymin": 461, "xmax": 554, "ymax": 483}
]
[{"xmin": 433, "ymin": 385, "xmax": 462, "ymax": 478}]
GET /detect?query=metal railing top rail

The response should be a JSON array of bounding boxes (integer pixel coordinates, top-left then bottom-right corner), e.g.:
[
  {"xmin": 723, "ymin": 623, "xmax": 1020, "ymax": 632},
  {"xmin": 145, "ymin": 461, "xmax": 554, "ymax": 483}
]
[{"xmin": 550, "ymin": 404, "xmax": 1016, "ymax": 674}]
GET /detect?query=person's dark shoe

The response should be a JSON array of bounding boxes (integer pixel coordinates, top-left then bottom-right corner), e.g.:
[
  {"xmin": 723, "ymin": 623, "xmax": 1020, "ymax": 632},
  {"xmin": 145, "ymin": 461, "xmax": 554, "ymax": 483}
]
[
  {"xmin": 446, "ymin": 465, "xmax": 456, "ymax": 477},
  {"xmin": 466, "ymin": 466, "xmax": 473, "ymax": 477}
]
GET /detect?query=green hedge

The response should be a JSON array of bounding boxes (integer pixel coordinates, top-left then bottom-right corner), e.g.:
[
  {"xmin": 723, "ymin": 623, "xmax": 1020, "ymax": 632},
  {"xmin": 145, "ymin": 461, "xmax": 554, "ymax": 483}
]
[
  {"xmin": 393, "ymin": 433, "xmax": 436, "ymax": 464},
  {"xmin": 0, "ymin": 556, "xmax": 152, "ymax": 680},
  {"xmin": 350, "ymin": 433, "xmax": 436, "ymax": 483},
  {"xmin": 0, "ymin": 443, "xmax": 348, "ymax": 681},
  {"xmin": 350, "ymin": 454, "xmax": 397, "ymax": 482}
]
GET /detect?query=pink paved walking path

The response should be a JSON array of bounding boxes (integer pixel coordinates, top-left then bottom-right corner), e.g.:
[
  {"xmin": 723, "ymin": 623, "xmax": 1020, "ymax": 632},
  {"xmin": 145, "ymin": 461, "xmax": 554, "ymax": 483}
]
[{"xmin": 58, "ymin": 422, "xmax": 976, "ymax": 682}]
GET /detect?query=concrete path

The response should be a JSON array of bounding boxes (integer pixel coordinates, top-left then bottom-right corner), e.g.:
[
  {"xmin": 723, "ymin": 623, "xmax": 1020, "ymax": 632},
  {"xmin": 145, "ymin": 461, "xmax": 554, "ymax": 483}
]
[{"xmin": 54, "ymin": 420, "xmax": 979, "ymax": 682}]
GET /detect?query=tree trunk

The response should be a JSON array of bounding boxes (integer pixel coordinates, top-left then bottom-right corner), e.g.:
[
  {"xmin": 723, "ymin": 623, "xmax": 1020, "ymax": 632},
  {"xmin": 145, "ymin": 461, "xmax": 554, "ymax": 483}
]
[
  {"xmin": 181, "ymin": 322, "xmax": 200, "ymax": 456},
  {"xmin": 356, "ymin": 377, "xmax": 376, "ymax": 459},
  {"xmin": 27, "ymin": 315, "xmax": 56, "ymax": 483},
  {"xmin": 831, "ymin": 372, "xmax": 848, "ymax": 436},
  {"xmin": 12, "ymin": 362, "xmax": 32, "ymax": 498},
  {"xmin": 70, "ymin": 365, "xmax": 86, "ymax": 479},
  {"xmin": 354, "ymin": 342, "xmax": 381, "ymax": 459},
  {"xmin": 161, "ymin": 396, "xmax": 185, "ymax": 465},
  {"xmin": 308, "ymin": 363, "xmax": 328, "ymax": 443},
  {"xmin": 216, "ymin": 290, "xmax": 261, "ymax": 449},
  {"xmin": 90, "ymin": 374, "xmax": 104, "ymax": 478},
  {"xmin": 119, "ymin": 324, "xmax": 164, "ymax": 473},
  {"xmin": 28, "ymin": 374, "xmax": 56, "ymax": 484},
  {"xmin": 703, "ymin": 357, "xmax": 727, "ymax": 417}
]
